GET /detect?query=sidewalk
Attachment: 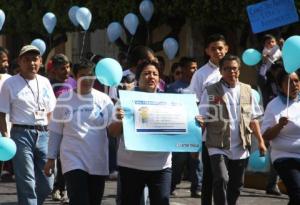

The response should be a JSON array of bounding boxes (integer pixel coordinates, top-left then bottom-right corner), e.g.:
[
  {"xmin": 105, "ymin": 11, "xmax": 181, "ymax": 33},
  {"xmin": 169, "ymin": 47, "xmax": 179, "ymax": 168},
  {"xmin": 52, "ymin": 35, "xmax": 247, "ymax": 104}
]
[{"xmin": 0, "ymin": 179, "xmax": 288, "ymax": 205}]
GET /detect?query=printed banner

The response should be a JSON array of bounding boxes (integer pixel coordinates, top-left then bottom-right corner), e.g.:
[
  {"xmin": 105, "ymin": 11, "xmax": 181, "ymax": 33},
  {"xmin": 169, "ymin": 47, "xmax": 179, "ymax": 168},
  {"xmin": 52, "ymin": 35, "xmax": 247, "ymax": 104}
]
[
  {"xmin": 119, "ymin": 90, "xmax": 202, "ymax": 152},
  {"xmin": 247, "ymin": 0, "xmax": 299, "ymax": 33}
]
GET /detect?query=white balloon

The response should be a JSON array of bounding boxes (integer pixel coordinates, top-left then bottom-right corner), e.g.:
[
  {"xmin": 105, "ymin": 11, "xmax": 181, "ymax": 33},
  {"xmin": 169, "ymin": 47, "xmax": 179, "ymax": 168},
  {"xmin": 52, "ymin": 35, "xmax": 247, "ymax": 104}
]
[
  {"xmin": 68, "ymin": 6, "xmax": 80, "ymax": 26},
  {"xmin": 0, "ymin": 9, "xmax": 5, "ymax": 31},
  {"xmin": 163, "ymin": 38, "xmax": 179, "ymax": 60},
  {"xmin": 31, "ymin": 39, "xmax": 46, "ymax": 55},
  {"xmin": 76, "ymin": 7, "xmax": 92, "ymax": 31},
  {"xmin": 107, "ymin": 22, "xmax": 122, "ymax": 42},
  {"xmin": 43, "ymin": 12, "xmax": 57, "ymax": 34},
  {"xmin": 123, "ymin": 13, "xmax": 139, "ymax": 35},
  {"xmin": 139, "ymin": 0, "xmax": 154, "ymax": 22}
]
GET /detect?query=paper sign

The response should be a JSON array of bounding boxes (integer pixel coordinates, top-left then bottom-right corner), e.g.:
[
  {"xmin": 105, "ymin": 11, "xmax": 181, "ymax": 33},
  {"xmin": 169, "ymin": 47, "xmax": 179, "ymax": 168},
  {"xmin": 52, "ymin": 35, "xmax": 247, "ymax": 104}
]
[
  {"xmin": 119, "ymin": 90, "xmax": 202, "ymax": 152},
  {"xmin": 247, "ymin": 0, "xmax": 299, "ymax": 33}
]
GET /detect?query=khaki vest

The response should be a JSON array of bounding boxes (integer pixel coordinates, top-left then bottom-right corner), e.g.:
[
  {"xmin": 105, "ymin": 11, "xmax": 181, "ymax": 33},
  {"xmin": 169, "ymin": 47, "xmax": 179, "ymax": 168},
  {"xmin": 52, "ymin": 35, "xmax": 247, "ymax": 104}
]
[{"xmin": 205, "ymin": 81, "xmax": 253, "ymax": 150}]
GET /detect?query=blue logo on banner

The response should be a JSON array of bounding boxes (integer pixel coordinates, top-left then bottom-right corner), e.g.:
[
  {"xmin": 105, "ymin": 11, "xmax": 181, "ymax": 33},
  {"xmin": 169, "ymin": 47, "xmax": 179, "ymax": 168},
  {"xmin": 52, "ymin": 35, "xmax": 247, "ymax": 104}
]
[{"xmin": 247, "ymin": 0, "xmax": 299, "ymax": 33}]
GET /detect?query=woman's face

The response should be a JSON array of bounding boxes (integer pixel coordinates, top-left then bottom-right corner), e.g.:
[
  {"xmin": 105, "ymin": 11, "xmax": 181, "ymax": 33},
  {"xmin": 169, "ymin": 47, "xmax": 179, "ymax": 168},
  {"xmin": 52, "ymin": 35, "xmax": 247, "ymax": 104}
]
[
  {"xmin": 138, "ymin": 65, "xmax": 159, "ymax": 93},
  {"xmin": 281, "ymin": 72, "xmax": 300, "ymax": 99},
  {"xmin": 75, "ymin": 67, "xmax": 95, "ymax": 94},
  {"xmin": 173, "ymin": 66, "xmax": 182, "ymax": 81}
]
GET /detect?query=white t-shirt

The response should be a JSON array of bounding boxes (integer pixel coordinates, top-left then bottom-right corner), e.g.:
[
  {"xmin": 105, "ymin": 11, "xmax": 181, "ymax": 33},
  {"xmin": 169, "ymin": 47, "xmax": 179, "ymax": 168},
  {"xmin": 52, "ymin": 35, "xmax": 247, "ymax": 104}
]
[
  {"xmin": 48, "ymin": 89, "xmax": 114, "ymax": 175},
  {"xmin": 0, "ymin": 73, "xmax": 11, "ymax": 137},
  {"xmin": 0, "ymin": 74, "xmax": 56, "ymax": 125},
  {"xmin": 199, "ymin": 83, "xmax": 263, "ymax": 159},
  {"xmin": 189, "ymin": 61, "xmax": 222, "ymax": 101},
  {"xmin": 261, "ymin": 96, "xmax": 300, "ymax": 162},
  {"xmin": 114, "ymin": 101, "xmax": 172, "ymax": 171}
]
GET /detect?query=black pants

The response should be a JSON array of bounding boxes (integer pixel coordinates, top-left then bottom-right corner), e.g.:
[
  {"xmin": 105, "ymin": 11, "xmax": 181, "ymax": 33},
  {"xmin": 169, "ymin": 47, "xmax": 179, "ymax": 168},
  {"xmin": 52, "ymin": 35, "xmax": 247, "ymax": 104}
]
[
  {"xmin": 64, "ymin": 169, "xmax": 106, "ymax": 205},
  {"xmin": 119, "ymin": 166, "xmax": 171, "ymax": 205},
  {"xmin": 53, "ymin": 158, "xmax": 66, "ymax": 192},
  {"xmin": 201, "ymin": 142, "xmax": 213, "ymax": 205}
]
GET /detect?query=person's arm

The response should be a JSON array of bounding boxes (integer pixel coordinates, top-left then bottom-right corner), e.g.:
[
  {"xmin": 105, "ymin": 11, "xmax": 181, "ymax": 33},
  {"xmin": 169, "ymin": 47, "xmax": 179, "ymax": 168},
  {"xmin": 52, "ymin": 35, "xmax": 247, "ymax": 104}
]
[
  {"xmin": 0, "ymin": 112, "xmax": 8, "ymax": 137},
  {"xmin": 107, "ymin": 107, "xmax": 124, "ymax": 137},
  {"xmin": 250, "ymin": 119, "xmax": 267, "ymax": 155},
  {"xmin": 263, "ymin": 117, "xmax": 288, "ymax": 141},
  {"xmin": 44, "ymin": 131, "xmax": 63, "ymax": 177}
]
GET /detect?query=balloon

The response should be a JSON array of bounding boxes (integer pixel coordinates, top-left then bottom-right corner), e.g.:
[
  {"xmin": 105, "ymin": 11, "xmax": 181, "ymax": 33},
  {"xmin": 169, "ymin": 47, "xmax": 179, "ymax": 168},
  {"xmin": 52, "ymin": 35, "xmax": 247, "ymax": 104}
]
[
  {"xmin": 0, "ymin": 9, "xmax": 5, "ymax": 31},
  {"xmin": 42, "ymin": 12, "xmax": 57, "ymax": 34},
  {"xmin": 95, "ymin": 58, "xmax": 123, "ymax": 86},
  {"xmin": 0, "ymin": 136, "xmax": 17, "ymax": 161},
  {"xmin": 76, "ymin": 7, "xmax": 92, "ymax": 31},
  {"xmin": 68, "ymin": 6, "xmax": 80, "ymax": 26},
  {"xmin": 139, "ymin": 0, "xmax": 154, "ymax": 22},
  {"xmin": 251, "ymin": 89, "xmax": 261, "ymax": 103},
  {"xmin": 107, "ymin": 22, "xmax": 122, "ymax": 42},
  {"xmin": 31, "ymin": 39, "xmax": 46, "ymax": 55},
  {"xmin": 242, "ymin": 48, "xmax": 261, "ymax": 66},
  {"xmin": 282, "ymin": 35, "xmax": 300, "ymax": 73},
  {"xmin": 249, "ymin": 150, "xmax": 270, "ymax": 172},
  {"xmin": 123, "ymin": 13, "xmax": 139, "ymax": 35},
  {"xmin": 163, "ymin": 37, "xmax": 179, "ymax": 60}
]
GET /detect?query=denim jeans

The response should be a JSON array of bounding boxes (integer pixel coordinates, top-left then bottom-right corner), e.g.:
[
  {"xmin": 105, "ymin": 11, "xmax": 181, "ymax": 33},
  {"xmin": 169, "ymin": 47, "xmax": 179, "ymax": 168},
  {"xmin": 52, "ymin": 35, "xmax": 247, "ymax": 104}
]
[
  {"xmin": 64, "ymin": 169, "xmax": 106, "ymax": 205},
  {"xmin": 11, "ymin": 126, "xmax": 53, "ymax": 205},
  {"xmin": 273, "ymin": 158, "xmax": 300, "ymax": 205},
  {"xmin": 171, "ymin": 152, "xmax": 202, "ymax": 192},
  {"xmin": 119, "ymin": 166, "xmax": 171, "ymax": 205},
  {"xmin": 210, "ymin": 154, "xmax": 248, "ymax": 205}
]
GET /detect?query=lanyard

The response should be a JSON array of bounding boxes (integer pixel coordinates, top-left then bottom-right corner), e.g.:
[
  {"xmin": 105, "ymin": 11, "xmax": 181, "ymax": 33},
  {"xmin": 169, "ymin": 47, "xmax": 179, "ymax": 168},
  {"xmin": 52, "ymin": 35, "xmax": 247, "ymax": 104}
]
[{"xmin": 22, "ymin": 76, "xmax": 40, "ymax": 110}]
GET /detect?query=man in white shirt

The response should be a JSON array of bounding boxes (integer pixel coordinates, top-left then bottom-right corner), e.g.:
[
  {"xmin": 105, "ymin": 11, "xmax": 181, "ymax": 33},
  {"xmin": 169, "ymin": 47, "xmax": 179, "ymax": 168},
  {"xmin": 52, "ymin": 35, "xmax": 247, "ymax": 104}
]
[
  {"xmin": 189, "ymin": 34, "xmax": 228, "ymax": 205},
  {"xmin": 198, "ymin": 54, "xmax": 267, "ymax": 205},
  {"xmin": 0, "ymin": 45, "xmax": 56, "ymax": 205}
]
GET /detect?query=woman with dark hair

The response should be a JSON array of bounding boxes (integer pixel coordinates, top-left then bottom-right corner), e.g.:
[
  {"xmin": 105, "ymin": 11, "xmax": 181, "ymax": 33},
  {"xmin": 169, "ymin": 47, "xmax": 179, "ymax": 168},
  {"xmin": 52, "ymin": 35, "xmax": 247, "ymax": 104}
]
[
  {"xmin": 261, "ymin": 68, "xmax": 300, "ymax": 205},
  {"xmin": 108, "ymin": 60, "xmax": 172, "ymax": 205},
  {"xmin": 44, "ymin": 60, "xmax": 114, "ymax": 205}
]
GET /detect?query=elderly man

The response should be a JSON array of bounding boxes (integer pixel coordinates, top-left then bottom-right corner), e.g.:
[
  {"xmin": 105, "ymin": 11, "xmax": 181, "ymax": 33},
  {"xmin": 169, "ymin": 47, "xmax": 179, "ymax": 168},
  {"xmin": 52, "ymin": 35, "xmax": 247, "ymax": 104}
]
[
  {"xmin": 198, "ymin": 54, "xmax": 267, "ymax": 205},
  {"xmin": 0, "ymin": 45, "xmax": 56, "ymax": 205}
]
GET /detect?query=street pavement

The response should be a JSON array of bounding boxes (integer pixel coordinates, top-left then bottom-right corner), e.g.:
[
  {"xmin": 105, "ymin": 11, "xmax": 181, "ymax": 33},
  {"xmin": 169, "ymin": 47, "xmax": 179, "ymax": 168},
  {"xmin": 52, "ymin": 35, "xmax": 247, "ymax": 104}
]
[{"xmin": 0, "ymin": 179, "xmax": 288, "ymax": 205}]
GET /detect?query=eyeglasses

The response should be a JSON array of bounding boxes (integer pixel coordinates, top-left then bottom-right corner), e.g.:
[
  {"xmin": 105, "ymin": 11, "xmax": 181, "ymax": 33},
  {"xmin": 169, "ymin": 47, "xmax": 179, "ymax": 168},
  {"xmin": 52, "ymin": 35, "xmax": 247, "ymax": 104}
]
[{"xmin": 222, "ymin": 67, "xmax": 239, "ymax": 72}]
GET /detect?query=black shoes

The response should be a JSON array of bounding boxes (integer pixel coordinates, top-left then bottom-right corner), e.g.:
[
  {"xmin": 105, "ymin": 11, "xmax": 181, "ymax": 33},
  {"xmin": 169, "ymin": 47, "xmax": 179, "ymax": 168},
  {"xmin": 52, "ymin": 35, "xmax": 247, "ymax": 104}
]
[
  {"xmin": 191, "ymin": 190, "xmax": 201, "ymax": 198},
  {"xmin": 266, "ymin": 187, "xmax": 281, "ymax": 196}
]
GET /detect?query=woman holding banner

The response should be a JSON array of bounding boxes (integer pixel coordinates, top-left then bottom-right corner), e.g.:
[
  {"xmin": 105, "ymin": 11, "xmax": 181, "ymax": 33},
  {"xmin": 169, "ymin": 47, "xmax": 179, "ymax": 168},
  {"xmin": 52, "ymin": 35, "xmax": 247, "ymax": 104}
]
[
  {"xmin": 261, "ymin": 67, "xmax": 300, "ymax": 205},
  {"xmin": 108, "ymin": 60, "xmax": 172, "ymax": 205}
]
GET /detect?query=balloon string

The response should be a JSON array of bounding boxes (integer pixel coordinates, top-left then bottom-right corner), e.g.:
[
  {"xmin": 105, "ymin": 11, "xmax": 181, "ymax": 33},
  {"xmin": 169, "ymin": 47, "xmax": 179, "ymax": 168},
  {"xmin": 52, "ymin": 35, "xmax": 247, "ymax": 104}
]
[
  {"xmin": 286, "ymin": 77, "xmax": 290, "ymax": 117},
  {"xmin": 146, "ymin": 23, "xmax": 150, "ymax": 46},
  {"xmin": 48, "ymin": 34, "xmax": 52, "ymax": 55},
  {"xmin": 126, "ymin": 36, "xmax": 134, "ymax": 59},
  {"xmin": 80, "ymin": 31, "xmax": 87, "ymax": 60}
]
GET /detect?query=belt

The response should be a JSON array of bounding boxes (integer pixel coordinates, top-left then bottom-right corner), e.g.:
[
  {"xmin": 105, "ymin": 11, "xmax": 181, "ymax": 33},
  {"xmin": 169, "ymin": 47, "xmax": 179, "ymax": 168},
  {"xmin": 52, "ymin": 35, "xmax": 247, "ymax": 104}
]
[{"xmin": 12, "ymin": 124, "xmax": 48, "ymax": 131}]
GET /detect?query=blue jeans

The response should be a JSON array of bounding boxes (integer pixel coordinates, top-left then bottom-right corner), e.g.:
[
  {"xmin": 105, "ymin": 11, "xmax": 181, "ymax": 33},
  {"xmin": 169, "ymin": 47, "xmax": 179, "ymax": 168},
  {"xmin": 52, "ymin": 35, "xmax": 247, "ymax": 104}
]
[
  {"xmin": 273, "ymin": 158, "xmax": 300, "ymax": 205},
  {"xmin": 171, "ymin": 152, "xmax": 202, "ymax": 192},
  {"xmin": 11, "ymin": 127, "xmax": 53, "ymax": 205},
  {"xmin": 119, "ymin": 166, "xmax": 171, "ymax": 205}
]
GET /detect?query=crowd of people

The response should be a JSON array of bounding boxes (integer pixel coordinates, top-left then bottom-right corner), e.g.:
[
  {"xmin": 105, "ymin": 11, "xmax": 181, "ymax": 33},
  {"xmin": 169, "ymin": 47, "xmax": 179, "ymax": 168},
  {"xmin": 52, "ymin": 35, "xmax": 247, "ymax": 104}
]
[{"xmin": 0, "ymin": 32, "xmax": 299, "ymax": 205}]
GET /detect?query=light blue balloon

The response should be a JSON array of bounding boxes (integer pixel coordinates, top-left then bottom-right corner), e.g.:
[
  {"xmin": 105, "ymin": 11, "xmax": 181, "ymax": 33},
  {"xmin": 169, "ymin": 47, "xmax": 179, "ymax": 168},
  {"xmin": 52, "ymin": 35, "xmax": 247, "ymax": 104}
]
[
  {"xmin": 31, "ymin": 39, "xmax": 46, "ymax": 55},
  {"xmin": 76, "ymin": 7, "xmax": 92, "ymax": 31},
  {"xmin": 0, "ymin": 9, "xmax": 5, "ymax": 31},
  {"xmin": 251, "ymin": 89, "xmax": 261, "ymax": 103},
  {"xmin": 163, "ymin": 37, "xmax": 179, "ymax": 60},
  {"xmin": 42, "ymin": 12, "xmax": 57, "ymax": 34},
  {"xmin": 107, "ymin": 22, "xmax": 122, "ymax": 42},
  {"xmin": 242, "ymin": 48, "xmax": 262, "ymax": 66},
  {"xmin": 68, "ymin": 6, "xmax": 80, "ymax": 26},
  {"xmin": 139, "ymin": 0, "xmax": 154, "ymax": 22},
  {"xmin": 0, "ymin": 136, "xmax": 17, "ymax": 161},
  {"xmin": 282, "ymin": 35, "xmax": 300, "ymax": 73},
  {"xmin": 95, "ymin": 58, "xmax": 123, "ymax": 86},
  {"xmin": 249, "ymin": 150, "xmax": 269, "ymax": 172},
  {"xmin": 123, "ymin": 13, "xmax": 139, "ymax": 35}
]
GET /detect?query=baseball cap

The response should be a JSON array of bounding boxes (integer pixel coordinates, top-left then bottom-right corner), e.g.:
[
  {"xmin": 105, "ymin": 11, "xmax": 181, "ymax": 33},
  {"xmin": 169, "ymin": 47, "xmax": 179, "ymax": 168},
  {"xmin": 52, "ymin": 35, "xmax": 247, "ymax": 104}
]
[{"xmin": 19, "ymin": 45, "xmax": 40, "ymax": 57}]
